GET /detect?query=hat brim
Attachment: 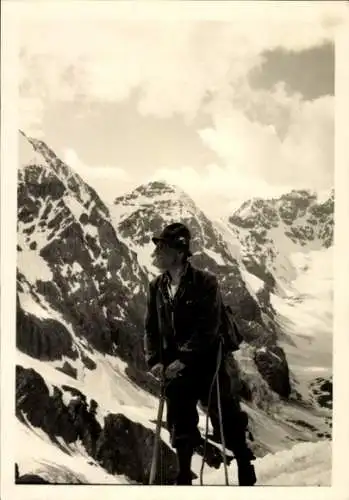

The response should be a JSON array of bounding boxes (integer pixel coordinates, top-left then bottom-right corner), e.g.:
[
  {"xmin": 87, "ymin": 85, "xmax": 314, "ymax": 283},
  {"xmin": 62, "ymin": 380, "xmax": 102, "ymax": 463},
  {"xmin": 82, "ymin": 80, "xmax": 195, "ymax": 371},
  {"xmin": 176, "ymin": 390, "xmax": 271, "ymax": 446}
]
[{"xmin": 152, "ymin": 236, "xmax": 164, "ymax": 245}]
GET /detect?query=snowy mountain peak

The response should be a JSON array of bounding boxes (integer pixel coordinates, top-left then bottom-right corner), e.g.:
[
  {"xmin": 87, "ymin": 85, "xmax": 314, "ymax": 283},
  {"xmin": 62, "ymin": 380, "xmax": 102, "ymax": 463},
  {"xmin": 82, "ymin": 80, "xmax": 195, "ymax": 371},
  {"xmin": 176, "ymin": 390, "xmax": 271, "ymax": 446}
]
[
  {"xmin": 226, "ymin": 188, "xmax": 334, "ymax": 290},
  {"xmin": 113, "ymin": 180, "xmax": 197, "ymax": 224},
  {"xmin": 230, "ymin": 188, "xmax": 333, "ymax": 248},
  {"xmin": 112, "ymin": 180, "xmax": 238, "ymax": 271},
  {"xmin": 19, "ymin": 130, "xmax": 49, "ymax": 171},
  {"xmin": 17, "ymin": 131, "xmax": 148, "ymax": 369}
]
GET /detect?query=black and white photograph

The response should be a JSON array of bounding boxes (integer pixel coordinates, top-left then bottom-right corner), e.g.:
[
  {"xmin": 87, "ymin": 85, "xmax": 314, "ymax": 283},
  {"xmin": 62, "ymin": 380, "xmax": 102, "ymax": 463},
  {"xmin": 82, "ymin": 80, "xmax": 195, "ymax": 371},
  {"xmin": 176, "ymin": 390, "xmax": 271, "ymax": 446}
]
[{"xmin": 1, "ymin": 0, "xmax": 349, "ymax": 496}]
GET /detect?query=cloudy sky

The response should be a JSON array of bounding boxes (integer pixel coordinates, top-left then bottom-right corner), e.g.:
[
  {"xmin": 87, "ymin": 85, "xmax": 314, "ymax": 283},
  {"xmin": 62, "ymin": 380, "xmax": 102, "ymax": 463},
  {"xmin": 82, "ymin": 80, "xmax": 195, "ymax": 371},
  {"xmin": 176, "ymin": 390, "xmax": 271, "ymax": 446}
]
[{"xmin": 18, "ymin": 1, "xmax": 347, "ymax": 216}]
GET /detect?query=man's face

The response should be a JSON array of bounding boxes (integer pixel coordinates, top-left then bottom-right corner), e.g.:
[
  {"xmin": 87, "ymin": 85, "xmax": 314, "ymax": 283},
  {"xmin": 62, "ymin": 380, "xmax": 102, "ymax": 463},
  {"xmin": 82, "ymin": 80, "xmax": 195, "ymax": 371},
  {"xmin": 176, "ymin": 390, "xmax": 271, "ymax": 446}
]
[{"xmin": 152, "ymin": 241, "xmax": 182, "ymax": 271}]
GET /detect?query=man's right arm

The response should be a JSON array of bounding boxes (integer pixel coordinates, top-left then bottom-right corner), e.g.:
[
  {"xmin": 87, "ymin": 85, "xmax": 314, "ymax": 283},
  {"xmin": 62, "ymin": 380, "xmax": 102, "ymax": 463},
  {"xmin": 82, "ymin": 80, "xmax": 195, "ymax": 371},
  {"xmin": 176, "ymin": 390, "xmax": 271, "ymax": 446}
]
[{"xmin": 144, "ymin": 280, "xmax": 161, "ymax": 369}]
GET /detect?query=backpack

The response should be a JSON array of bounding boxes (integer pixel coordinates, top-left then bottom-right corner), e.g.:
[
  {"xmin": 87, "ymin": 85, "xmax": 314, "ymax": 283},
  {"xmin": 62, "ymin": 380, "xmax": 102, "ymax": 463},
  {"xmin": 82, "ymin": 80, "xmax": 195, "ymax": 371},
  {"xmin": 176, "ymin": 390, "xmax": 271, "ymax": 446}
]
[{"xmin": 219, "ymin": 304, "xmax": 244, "ymax": 352}]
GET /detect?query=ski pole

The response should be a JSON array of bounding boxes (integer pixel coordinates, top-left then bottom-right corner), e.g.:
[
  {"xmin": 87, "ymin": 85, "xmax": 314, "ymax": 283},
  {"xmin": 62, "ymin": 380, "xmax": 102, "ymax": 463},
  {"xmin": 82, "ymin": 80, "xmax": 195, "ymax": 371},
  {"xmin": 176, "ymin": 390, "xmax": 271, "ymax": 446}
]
[
  {"xmin": 216, "ymin": 341, "xmax": 229, "ymax": 485},
  {"xmin": 149, "ymin": 378, "xmax": 165, "ymax": 485}
]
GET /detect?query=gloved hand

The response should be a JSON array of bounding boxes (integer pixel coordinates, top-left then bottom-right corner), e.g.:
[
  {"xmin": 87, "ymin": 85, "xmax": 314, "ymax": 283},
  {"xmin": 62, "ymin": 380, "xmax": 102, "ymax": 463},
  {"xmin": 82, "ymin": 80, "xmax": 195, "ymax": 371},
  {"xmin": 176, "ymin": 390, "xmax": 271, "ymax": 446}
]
[
  {"xmin": 149, "ymin": 362, "xmax": 164, "ymax": 380},
  {"xmin": 165, "ymin": 359, "xmax": 186, "ymax": 380}
]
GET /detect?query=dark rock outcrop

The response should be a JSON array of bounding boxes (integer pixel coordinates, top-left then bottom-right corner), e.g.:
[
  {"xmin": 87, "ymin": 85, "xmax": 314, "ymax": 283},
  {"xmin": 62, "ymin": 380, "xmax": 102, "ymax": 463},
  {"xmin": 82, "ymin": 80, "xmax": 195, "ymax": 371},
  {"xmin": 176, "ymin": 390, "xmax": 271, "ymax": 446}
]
[
  {"xmin": 56, "ymin": 361, "xmax": 78, "ymax": 379},
  {"xmin": 16, "ymin": 366, "xmax": 180, "ymax": 484},
  {"xmin": 309, "ymin": 376, "xmax": 333, "ymax": 410},
  {"xmin": 16, "ymin": 474, "xmax": 50, "ymax": 484},
  {"xmin": 16, "ymin": 366, "xmax": 103, "ymax": 455},
  {"xmin": 96, "ymin": 413, "xmax": 178, "ymax": 484},
  {"xmin": 16, "ymin": 366, "xmax": 79, "ymax": 443},
  {"xmin": 16, "ymin": 293, "xmax": 77, "ymax": 362},
  {"xmin": 253, "ymin": 345, "xmax": 291, "ymax": 399}
]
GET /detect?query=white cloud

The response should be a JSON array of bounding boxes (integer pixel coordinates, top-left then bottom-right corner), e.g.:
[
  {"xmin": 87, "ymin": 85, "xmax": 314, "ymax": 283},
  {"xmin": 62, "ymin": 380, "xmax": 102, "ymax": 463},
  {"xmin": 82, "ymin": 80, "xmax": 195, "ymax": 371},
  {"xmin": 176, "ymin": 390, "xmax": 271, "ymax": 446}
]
[
  {"xmin": 199, "ymin": 92, "xmax": 333, "ymax": 191},
  {"xmin": 63, "ymin": 148, "xmax": 129, "ymax": 180},
  {"xmin": 18, "ymin": 3, "xmax": 346, "ymax": 124},
  {"xmin": 62, "ymin": 148, "xmax": 134, "ymax": 205}
]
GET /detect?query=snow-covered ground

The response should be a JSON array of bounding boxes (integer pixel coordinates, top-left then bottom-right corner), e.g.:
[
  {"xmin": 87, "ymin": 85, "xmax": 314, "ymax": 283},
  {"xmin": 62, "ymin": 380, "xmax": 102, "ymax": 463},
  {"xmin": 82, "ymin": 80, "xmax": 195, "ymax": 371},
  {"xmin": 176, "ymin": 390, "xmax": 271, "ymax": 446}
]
[
  {"xmin": 16, "ymin": 337, "xmax": 332, "ymax": 486},
  {"xmin": 195, "ymin": 440, "xmax": 331, "ymax": 486},
  {"xmin": 16, "ymin": 414, "xmax": 331, "ymax": 486}
]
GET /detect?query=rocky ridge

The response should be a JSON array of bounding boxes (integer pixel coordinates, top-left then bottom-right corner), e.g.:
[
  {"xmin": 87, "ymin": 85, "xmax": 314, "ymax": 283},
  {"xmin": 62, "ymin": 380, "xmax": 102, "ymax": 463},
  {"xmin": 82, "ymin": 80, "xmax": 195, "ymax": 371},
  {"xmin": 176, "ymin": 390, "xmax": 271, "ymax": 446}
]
[{"xmin": 227, "ymin": 189, "xmax": 334, "ymax": 291}]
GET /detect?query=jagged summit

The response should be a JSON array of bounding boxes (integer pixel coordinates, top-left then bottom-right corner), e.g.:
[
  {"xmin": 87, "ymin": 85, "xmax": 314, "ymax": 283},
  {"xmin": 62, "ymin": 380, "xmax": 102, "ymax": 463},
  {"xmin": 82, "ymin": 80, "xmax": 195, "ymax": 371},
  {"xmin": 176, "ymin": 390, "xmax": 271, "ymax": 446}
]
[
  {"xmin": 226, "ymin": 187, "xmax": 334, "ymax": 290},
  {"xmin": 230, "ymin": 188, "xmax": 333, "ymax": 246},
  {"xmin": 115, "ymin": 180, "xmax": 187, "ymax": 200},
  {"xmin": 113, "ymin": 180, "xmax": 197, "ymax": 224}
]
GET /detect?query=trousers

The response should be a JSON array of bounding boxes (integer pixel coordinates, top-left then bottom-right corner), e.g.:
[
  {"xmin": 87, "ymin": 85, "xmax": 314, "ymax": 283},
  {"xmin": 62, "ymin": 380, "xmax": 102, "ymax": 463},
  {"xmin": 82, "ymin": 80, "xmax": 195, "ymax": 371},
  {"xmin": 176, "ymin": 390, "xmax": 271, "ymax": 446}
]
[{"xmin": 164, "ymin": 353, "xmax": 253, "ymax": 462}]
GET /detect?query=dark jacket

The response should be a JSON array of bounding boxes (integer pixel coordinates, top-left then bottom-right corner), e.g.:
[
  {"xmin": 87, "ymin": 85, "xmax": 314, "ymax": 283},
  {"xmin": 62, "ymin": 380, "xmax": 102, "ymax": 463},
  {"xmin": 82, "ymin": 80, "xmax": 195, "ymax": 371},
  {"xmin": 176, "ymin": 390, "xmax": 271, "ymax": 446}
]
[{"xmin": 144, "ymin": 262, "xmax": 222, "ymax": 369}]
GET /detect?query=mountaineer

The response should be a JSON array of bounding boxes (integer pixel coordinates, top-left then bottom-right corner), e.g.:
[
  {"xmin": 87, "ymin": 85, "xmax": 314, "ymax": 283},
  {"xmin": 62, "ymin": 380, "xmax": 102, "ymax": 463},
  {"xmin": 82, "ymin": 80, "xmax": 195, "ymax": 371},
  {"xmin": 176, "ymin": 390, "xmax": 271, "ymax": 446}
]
[{"xmin": 144, "ymin": 222, "xmax": 256, "ymax": 486}]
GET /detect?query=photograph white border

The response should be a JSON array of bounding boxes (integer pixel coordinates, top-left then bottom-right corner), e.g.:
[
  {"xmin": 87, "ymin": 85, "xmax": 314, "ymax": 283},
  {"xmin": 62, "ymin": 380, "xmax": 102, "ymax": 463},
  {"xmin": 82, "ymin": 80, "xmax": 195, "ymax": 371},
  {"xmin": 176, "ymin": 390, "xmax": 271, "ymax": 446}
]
[{"xmin": 1, "ymin": 2, "xmax": 349, "ymax": 500}]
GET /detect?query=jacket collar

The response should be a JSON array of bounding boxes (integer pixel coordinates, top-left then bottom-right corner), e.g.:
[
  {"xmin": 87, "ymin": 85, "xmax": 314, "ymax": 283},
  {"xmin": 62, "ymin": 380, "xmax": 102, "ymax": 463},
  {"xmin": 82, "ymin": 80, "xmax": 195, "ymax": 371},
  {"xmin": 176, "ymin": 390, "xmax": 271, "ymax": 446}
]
[
  {"xmin": 163, "ymin": 261, "xmax": 190, "ymax": 285},
  {"xmin": 160, "ymin": 261, "xmax": 194, "ymax": 304}
]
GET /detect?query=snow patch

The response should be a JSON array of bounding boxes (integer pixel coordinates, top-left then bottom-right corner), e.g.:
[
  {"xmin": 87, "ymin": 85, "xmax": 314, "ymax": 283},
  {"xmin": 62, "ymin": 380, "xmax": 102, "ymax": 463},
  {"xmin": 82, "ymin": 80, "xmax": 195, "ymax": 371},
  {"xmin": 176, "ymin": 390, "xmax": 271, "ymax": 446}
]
[
  {"xmin": 240, "ymin": 268, "xmax": 264, "ymax": 296},
  {"xmin": 18, "ymin": 291, "xmax": 51, "ymax": 319},
  {"xmin": 205, "ymin": 248, "xmax": 226, "ymax": 266},
  {"xmin": 63, "ymin": 194, "xmax": 85, "ymax": 223},
  {"xmin": 17, "ymin": 248, "xmax": 53, "ymax": 283},
  {"xmin": 70, "ymin": 280, "xmax": 81, "ymax": 293},
  {"xmin": 84, "ymin": 224, "xmax": 99, "ymax": 239},
  {"xmin": 72, "ymin": 261, "xmax": 84, "ymax": 274},
  {"xmin": 137, "ymin": 243, "xmax": 158, "ymax": 277}
]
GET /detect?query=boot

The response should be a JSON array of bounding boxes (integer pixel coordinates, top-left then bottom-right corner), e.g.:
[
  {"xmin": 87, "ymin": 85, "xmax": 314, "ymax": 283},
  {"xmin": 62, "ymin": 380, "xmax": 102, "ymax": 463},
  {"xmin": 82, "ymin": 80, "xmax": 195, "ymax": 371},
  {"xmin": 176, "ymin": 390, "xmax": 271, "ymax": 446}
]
[
  {"xmin": 237, "ymin": 460, "xmax": 257, "ymax": 486},
  {"xmin": 175, "ymin": 472, "xmax": 193, "ymax": 485},
  {"xmin": 176, "ymin": 442, "xmax": 193, "ymax": 486}
]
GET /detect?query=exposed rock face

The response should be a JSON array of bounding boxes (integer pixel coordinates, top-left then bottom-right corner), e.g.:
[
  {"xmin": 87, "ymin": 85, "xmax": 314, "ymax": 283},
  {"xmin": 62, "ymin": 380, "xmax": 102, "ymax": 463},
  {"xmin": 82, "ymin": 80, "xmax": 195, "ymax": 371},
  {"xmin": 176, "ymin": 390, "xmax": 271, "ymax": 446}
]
[
  {"xmin": 15, "ymin": 463, "xmax": 50, "ymax": 484},
  {"xmin": 16, "ymin": 289, "xmax": 77, "ymax": 362},
  {"xmin": 96, "ymin": 413, "xmax": 178, "ymax": 485},
  {"xmin": 16, "ymin": 366, "xmax": 80, "ymax": 444},
  {"xmin": 309, "ymin": 376, "xmax": 333, "ymax": 410},
  {"xmin": 16, "ymin": 366, "xmax": 106, "ymax": 461},
  {"xmin": 56, "ymin": 361, "xmax": 78, "ymax": 379},
  {"xmin": 253, "ymin": 345, "xmax": 291, "ymax": 399},
  {"xmin": 16, "ymin": 366, "xmax": 178, "ymax": 484}
]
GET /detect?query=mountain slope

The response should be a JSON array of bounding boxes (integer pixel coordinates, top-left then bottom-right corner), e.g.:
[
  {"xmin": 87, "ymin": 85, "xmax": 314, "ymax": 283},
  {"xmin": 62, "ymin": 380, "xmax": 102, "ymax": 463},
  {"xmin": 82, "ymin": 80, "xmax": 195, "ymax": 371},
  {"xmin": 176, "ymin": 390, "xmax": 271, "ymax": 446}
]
[
  {"xmin": 224, "ymin": 188, "xmax": 333, "ymax": 423},
  {"xmin": 16, "ymin": 134, "xmax": 332, "ymax": 485},
  {"xmin": 16, "ymin": 132, "xmax": 179, "ymax": 484},
  {"xmin": 18, "ymin": 131, "xmax": 150, "ymax": 377}
]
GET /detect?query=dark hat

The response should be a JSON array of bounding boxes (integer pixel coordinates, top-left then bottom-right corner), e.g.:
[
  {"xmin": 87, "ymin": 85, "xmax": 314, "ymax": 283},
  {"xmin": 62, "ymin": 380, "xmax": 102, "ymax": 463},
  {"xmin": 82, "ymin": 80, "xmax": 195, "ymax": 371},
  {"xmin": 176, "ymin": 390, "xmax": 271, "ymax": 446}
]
[{"xmin": 152, "ymin": 222, "xmax": 192, "ymax": 257}]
